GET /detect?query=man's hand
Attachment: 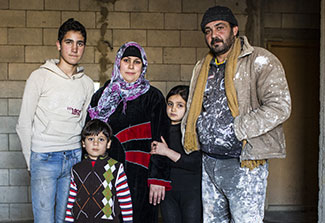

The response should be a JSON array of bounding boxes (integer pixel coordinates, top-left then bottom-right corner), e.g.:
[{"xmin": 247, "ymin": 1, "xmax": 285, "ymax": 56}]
[{"xmin": 149, "ymin": 184, "xmax": 165, "ymax": 206}]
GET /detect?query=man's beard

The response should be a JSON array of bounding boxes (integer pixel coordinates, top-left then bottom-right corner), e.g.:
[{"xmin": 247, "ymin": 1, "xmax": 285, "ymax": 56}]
[{"xmin": 208, "ymin": 32, "xmax": 235, "ymax": 56}]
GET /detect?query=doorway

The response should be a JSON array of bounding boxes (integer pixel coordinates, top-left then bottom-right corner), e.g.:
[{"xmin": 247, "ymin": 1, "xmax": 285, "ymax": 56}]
[{"xmin": 266, "ymin": 42, "xmax": 319, "ymax": 210}]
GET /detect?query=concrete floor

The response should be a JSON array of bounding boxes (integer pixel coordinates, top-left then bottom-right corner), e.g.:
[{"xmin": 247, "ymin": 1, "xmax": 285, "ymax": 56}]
[
  {"xmin": 0, "ymin": 210, "xmax": 318, "ymax": 223},
  {"xmin": 264, "ymin": 210, "xmax": 318, "ymax": 223}
]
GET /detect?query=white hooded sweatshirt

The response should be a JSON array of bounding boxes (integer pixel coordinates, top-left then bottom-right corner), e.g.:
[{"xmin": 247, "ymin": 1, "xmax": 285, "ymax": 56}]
[{"xmin": 16, "ymin": 59, "xmax": 94, "ymax": 170}]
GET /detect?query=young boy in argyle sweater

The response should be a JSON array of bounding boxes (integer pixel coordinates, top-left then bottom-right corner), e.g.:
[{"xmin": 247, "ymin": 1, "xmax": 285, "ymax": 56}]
[{"xmin": 65, "ymin": 119, "xmax": 133, "ymax": 223}]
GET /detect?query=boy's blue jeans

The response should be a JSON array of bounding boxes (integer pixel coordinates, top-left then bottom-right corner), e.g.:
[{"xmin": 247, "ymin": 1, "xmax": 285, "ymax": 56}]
[{"xmin": 30, "ymin": 148, "xmax": 81, "ymax": 223}]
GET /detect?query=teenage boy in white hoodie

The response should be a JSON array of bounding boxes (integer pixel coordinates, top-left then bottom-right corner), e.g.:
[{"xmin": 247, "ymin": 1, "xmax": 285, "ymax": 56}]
[{"xmin": 16, "ymin": 18, "xmax": 94, "ymax": 223}]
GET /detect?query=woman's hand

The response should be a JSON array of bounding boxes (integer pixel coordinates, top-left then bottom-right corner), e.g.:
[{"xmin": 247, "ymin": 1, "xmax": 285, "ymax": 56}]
[
  {"xmin": 149, "ymin": 184, "xmax": 165, "ymax": 206},
  {"xmin": 150, "ymin": 136, "xmax": 169, "ymax": 156}
]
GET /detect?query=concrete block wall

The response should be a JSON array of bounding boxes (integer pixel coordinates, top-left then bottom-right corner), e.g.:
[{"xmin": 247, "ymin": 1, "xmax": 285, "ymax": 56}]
[
  {"xmin": 0, "ymin": 0, "xmax": 319, "ymax": 221},
  {"xmin": 263, "ymin": 0, "xmax": 320, "ymax": 41}
]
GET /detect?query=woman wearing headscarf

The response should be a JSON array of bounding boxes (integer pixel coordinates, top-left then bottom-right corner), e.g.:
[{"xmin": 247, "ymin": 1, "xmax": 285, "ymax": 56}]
[{"xmin": 88, "ymin": 41, "xmax": 171, "ymax": 223}]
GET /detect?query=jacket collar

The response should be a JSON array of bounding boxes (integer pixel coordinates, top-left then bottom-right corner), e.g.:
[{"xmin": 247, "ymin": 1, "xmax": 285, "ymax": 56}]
[
  {"xmin": 40, "ymin": 59, "xmax": 85, "ymax": 80},
  {"xmin": 238, "ymin": 36, "xmax": 254, "ymax": 59}
]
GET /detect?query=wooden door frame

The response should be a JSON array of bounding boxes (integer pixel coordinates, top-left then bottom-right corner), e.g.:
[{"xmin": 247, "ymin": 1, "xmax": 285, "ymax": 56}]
[{"xmin": 319, "ymin": 1, "xmax": 325, "ymax": 222}]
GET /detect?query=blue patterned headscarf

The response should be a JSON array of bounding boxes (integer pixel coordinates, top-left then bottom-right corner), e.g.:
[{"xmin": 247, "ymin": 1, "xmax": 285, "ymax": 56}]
[{"xmin": 88, "ymin": 42, "xmax": 150, "ymax": 122}]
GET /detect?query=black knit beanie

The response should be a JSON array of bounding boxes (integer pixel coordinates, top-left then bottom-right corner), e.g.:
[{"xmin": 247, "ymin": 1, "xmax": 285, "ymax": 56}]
[
  {"xmin": 201, "ymin": 6, "xmax": 238, "ymax": 32},
  {"xmin": 122, "ymin": 46, "xmax": 142, "ymax": 59}
]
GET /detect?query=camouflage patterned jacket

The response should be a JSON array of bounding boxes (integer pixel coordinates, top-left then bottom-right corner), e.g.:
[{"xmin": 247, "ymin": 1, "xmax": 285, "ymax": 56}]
[{"xmin": 182, "ymin": 36, "xmax": 291, "ymax": 161}]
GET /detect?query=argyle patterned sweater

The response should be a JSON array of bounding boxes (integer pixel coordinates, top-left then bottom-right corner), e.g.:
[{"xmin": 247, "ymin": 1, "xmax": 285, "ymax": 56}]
[{"xmin": 65, "ymin": 154, "xmax": 133, "ymax": 223}]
